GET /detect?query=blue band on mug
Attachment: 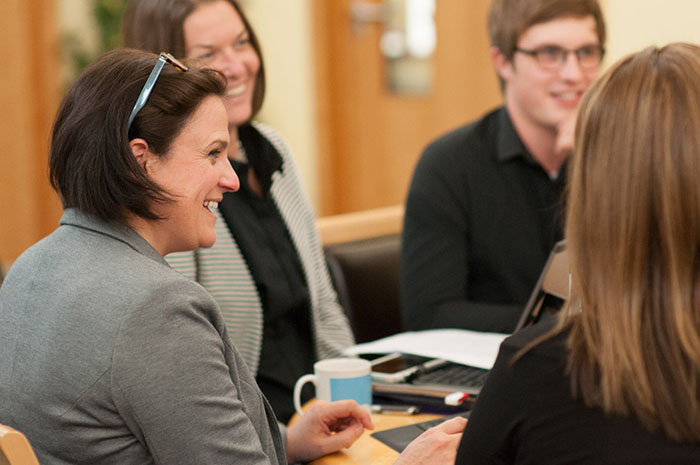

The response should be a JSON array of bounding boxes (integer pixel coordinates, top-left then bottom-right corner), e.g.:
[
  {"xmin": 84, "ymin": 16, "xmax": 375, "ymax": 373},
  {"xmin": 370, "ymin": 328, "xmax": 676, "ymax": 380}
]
[{"xmin": 330, "ymin": 374, "xmax": 372, "ymax": 404}]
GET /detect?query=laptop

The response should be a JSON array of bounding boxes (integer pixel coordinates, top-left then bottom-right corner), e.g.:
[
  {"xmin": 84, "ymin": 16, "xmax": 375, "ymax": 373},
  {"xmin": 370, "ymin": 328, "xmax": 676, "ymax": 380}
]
[
  {"xmin": 370, "ymin": 241, "xmax": 569, "ymax": 451},
  {"xmin": 513, "ymin": 239, "xmax": 569, "ymax": 331},
  {"xmin": 382, "ymin": 240, "xmax": 570, "ymax": 396}
]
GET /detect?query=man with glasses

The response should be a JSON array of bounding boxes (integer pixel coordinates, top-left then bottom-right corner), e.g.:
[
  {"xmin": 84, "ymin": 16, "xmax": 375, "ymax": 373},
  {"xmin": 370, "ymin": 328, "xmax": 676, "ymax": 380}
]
[{"xmin": 401, "ymin": 0, "xmax": 606, "ymax": 333}]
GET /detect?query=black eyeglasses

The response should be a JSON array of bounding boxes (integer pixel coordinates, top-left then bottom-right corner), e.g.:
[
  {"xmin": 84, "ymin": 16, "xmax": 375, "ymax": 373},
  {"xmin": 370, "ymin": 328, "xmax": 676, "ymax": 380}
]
[
  {"xmin": 514, "ymin": 45, "xmax": 604, "ymax": 71},
  {"xmin": 127, "ymin": 52, "xmax": 188, "ymax": 131}
]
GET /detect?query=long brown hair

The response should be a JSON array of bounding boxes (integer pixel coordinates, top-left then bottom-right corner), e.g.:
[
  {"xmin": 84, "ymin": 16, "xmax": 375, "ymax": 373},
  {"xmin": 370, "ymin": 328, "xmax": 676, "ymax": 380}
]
[
  {"xmin": 564, "ymin": 43, "xmax": 700, "ymax": 442},
  {"xmin": 122, "ymin": 0, "xmax": 266, "ymax": 120}
]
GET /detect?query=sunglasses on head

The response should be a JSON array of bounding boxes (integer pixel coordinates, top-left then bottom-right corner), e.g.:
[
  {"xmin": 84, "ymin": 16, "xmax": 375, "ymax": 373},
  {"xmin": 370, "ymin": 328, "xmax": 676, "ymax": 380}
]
[{"xmin": 127, "ymin": 52, "xmax": 188, "ymax": 131}]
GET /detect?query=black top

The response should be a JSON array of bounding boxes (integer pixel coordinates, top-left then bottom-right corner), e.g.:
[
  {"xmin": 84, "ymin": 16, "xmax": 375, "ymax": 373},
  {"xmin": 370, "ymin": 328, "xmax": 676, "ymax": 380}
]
[
  {"xmin": 401, "ymin": 107, "xmax": 566, "ymax": 333},
  {"xmin": 219, "ymin": 125, "xmax": 315, "ymax": 423},
  {"xmin": 456, "ymin": 321, "xmax": 700, "ymax": 464}
]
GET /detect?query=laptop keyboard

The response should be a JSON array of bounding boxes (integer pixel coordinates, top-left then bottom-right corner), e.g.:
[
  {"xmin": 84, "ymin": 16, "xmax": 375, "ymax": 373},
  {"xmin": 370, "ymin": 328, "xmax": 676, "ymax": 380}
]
[{"xmin": 411, "ymin": 362, "xmax": 490, "ymax": 390}]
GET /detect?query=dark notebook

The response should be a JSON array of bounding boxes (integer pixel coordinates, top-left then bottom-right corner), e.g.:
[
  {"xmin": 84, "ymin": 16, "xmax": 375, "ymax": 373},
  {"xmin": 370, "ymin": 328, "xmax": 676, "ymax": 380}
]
[{"xmin": 370, "ymin": 411, "xmax": 471, "ymax": 453}]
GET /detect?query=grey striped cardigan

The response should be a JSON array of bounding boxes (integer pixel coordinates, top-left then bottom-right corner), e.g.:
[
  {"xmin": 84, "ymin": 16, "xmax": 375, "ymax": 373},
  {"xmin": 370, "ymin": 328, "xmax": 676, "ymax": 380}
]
[{"xmin": 167, "ymin": 122, "xmax": 355, "ymax": 375}]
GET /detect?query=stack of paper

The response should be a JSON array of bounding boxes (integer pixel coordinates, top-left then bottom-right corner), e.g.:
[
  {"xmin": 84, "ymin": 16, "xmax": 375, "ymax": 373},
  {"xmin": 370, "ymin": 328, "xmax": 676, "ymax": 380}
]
[{"xmin": 342, "ymin": 329, "xmax": 508, "ymax": 370}]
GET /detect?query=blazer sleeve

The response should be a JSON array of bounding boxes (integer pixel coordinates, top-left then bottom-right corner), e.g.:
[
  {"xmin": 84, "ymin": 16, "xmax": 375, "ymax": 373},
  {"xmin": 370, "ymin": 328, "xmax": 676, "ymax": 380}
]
[{"xmin": 111, "ymin": 279, "xmax": 281, "ymax": 465}]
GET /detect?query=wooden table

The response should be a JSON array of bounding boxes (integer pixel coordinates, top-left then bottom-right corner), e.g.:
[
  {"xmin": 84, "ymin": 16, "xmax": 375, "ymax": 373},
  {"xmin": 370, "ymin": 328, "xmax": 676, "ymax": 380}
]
[{"xmin": 308, "ymin": 410, "xmax": 443, "ymax": 465}]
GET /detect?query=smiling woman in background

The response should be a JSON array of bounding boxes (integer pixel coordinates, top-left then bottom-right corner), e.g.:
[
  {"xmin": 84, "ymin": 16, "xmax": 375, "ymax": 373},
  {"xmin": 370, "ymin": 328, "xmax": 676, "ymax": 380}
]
[
  {"xmin": 122, "ymin": 0, "xmax": 355, "ymax": 423},
  {"xmin": 456, "ymin": 43, "xmax": 700, "ymax": 464}
]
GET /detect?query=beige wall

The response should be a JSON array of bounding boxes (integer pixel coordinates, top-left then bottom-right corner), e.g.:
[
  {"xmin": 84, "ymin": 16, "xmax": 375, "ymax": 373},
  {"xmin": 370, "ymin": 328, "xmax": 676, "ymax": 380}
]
[
  {"xmin": 602, "ymin": 0, "xmax": 700, "ymax": 66},
  {"xmin": 244, "ymin": 0, "xmax": 320, "ymax": 209},
  {"xmin": 57, "ymin": 0, "xmax": 99, "ymax": 85}
]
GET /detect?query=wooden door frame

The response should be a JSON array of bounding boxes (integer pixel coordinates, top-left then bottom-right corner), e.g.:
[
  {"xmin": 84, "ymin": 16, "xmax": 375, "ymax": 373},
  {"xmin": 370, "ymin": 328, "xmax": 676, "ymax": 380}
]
[
  {"xmin": 0, "ymin": 0, "xmax": 62, "ymax": 266},
  {"xmin": 311, "ymin": 0, "xmax": 501, "ymax": 216},
  {"xmin": 311, "ymin": 0, "xmax": 342, "ymax": 216}
]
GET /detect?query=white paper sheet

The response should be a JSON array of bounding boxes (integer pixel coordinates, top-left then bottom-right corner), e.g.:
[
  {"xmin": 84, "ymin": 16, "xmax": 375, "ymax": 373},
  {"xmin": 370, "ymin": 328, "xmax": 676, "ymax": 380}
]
[{"xmin": 343, "ymin": 329, "xmax": 508, "ymax": 370}]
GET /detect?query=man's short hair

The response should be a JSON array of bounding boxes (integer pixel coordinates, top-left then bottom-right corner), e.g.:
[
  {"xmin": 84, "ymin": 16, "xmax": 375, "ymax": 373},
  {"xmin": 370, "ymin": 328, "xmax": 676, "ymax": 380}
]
[{"xmin": 488, "ymin": 0, "xmax": 606, "ymax": 61}]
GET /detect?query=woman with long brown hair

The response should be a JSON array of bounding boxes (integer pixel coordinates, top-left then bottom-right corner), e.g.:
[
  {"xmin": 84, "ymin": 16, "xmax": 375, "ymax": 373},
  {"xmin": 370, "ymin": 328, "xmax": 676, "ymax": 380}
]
[{"xmin": 456, "ymin": 43, "xmax": 700, "ymax": 463}]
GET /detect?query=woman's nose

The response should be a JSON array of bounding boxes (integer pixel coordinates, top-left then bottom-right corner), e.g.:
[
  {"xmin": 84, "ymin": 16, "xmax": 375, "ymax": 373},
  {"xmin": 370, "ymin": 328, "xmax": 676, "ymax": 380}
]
[
  {"xmin": 219, "ymin": 159, "xmax": 240, "ymax": 192},
  {"xmin": 218, "ymin": 46, "xmax": 246, "ymax": 77}
]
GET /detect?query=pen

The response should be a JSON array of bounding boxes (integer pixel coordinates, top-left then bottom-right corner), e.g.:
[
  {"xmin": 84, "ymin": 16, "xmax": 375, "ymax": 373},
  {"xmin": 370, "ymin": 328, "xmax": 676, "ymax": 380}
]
[{"xmin": 371, "ymin": 404, "xmax": 421, "ymax": 415}]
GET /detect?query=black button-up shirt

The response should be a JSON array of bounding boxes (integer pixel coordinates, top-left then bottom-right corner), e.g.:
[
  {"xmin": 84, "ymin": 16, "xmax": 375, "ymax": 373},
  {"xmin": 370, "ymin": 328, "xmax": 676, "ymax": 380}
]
[
  {"xmin": 401, "ymin": 107, "xmax": 566, "ymax": 333},
  {"xmin": 220, "ymin": 135, "xmax": 315, "ymax": 423}
]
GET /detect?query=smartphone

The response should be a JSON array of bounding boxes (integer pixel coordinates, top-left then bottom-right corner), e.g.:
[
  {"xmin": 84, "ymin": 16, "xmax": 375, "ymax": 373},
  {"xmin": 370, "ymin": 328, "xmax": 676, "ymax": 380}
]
[{"xmin": 369, "ymin": 353, "xmax": 448, "ymax": 383}]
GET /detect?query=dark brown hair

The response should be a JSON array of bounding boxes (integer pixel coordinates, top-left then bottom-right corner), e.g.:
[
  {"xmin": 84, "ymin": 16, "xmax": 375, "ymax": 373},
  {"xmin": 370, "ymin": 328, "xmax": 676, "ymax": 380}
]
[
  {"xmin": 488, "ymin": 0, "xmax": 606, "ymax": 61},
  {"xmin": 49, "ymin": 48, "xmax": 225, "ymax": 224},
  {"xmin": 122, "ymin": 0, "xmax": 266, "ymax": 120}
]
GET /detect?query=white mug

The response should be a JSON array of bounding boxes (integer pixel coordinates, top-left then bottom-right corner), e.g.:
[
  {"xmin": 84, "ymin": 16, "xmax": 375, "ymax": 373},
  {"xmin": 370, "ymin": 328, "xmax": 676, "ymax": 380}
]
[{"xmin": 293, "ymin": 358, "xmax": 372, "ymax": 416}]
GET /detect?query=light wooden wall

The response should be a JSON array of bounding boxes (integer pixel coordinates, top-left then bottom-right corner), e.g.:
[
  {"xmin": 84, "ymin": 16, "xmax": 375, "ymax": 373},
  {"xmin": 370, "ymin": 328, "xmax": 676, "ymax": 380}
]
[{"xmin": 0, "ymin": 0, "xmax": 63, "ymax": 269}]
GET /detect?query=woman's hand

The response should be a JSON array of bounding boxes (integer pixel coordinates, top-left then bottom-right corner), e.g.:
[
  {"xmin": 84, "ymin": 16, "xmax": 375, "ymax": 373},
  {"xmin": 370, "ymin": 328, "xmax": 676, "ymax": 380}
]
[
  {"xmin": 286, "ymin": 399, "xmax": 374, "ymax": 463},
  {"xmin": 393, "ymin": 416, "xmax": 467, "ymax": 465}
]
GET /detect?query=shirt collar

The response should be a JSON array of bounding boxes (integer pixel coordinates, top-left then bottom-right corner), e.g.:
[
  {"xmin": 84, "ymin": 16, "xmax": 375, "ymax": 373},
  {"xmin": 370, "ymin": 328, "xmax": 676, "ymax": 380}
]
[
  {"xmin": 495, "ymin": 107, "xmax": 539, "ymax": 166},
  {"xmin": 236, "ymin": 124, "xmax": 284, "ymax": 196}
]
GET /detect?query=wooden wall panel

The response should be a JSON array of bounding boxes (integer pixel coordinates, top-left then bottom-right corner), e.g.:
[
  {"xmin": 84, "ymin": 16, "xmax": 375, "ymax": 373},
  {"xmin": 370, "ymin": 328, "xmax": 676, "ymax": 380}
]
[
  {"xmin": 0, "ymin": 0, "xmax": 62, "ymax": 269},
  {"xmin": 312, "ymin": 0, "xmax": 501, "ymax": 215}
]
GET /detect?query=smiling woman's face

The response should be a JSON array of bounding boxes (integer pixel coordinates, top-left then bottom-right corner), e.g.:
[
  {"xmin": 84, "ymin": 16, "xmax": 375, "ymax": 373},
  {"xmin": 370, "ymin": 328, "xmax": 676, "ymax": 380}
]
[
  {"xmin": 184, "ymin": 1, "xmax": 261, "ymax": 128},
  {"xmin": 145, "ymin": 95, "xmax": 239, "ymax": 255}
]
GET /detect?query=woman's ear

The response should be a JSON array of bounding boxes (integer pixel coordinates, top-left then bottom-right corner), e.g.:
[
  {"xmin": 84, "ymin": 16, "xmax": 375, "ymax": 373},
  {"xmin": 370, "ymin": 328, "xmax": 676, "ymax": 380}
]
[{"xmin": 129, "ymin": 138, "xmax": 153, "ymax": 173}]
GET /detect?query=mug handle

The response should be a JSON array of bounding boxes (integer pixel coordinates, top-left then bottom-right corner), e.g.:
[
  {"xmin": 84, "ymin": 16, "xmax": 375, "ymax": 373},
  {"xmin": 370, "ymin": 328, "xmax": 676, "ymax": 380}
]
[{"xmin": 293, "ymin": 374, "xmax": 316, "ymax": 416}]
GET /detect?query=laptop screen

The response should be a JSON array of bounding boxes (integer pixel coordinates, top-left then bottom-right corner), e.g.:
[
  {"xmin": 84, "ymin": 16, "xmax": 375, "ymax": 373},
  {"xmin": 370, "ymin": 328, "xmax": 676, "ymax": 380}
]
[{"xmin": 514, "ymin": 240, "xmax": 569, "ymax": 332}]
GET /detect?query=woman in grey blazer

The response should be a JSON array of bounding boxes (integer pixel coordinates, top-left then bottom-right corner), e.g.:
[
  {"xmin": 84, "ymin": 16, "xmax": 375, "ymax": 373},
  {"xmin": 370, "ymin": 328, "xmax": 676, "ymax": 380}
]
[
  {"xmin": 0, "ymin": 48, "xmax": 466, "ymax": 465},
  {"xmin": 0, "ymin": 48, "xmax": 378, "ymax": 465}
]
